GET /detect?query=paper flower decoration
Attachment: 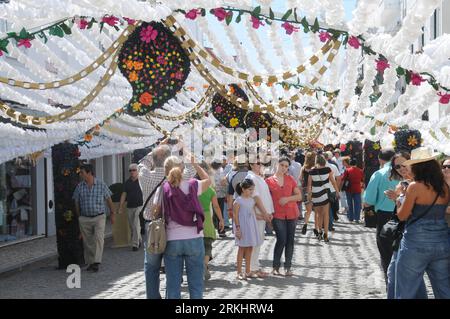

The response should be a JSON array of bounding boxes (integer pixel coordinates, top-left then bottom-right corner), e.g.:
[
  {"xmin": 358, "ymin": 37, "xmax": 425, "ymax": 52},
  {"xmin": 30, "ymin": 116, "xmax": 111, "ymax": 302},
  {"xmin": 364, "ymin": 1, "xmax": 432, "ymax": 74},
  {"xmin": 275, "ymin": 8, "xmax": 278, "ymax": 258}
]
[
  {"xmin": 251, "ymin": 16, "xmax": 265, "ymax": 29},
  {"xmin": 118, "ymin": 21, "xmax": 191, "ymax": 116},
  {"xmin": 348, "ymin": 36, "xmax": 361, "ymax": 49},
  {"xmin": 394, "ymin": 129, "xmax": 421, "ymax": 152},
  {"xmin": 376, "ymin": 59, "xmax": 390, "ymax": 74},
  {"xmin": 438, "ymin": 92, "xmax": 450, "ymax": 104},
  {"xmin": 407, "ymin": 135, "xmax": 418, "ymax": 147},
  {"xmin": 78, "ymin": 19, "xmax": 89, "ymax": 30},
  {"xmin": 319, "ymin": 32, "xmax": 332, "ymax": 42},
  {"xmin": 373, "ymin": 143, "xmax": 380, "ymax": 150},
  {"xmin": 17, "ymin": 39, "xmax": 32, "ymax": 48},
  {"xmin": 186, "ymin": 9, "xmax": 201, "ymax": 20},
  {"xmin": 281, "ymin": 22, "xmax": 299, "ymax": 35},
  {"xmin": 212, "ymin": 8, "xmax": 232, "ymax": 21},
  {"xmin": 230, "ymin": 118, "xmax": 239, "ymax": 127},
  {"xmin": 410, "ymin": 72, "xmax": 425, "ymax": 86}
]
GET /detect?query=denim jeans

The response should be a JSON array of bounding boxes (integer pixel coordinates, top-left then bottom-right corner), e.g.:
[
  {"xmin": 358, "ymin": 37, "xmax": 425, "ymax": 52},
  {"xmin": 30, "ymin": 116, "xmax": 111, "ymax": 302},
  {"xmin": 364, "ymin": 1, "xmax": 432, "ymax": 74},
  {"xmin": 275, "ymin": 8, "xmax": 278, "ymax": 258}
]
[
  {"xmin": 387, "ymin": 251, "xmax": 428, "ymax": 299},
  {"xmin": 272, "ymin": 218, "xmax": 297, "ymax": 270},
  {"xmin": 392, "ymin": 219, "xmax": 450, "ymax": 299},
  {"xmin": 144, "ymin": 225, "xmax": 163, "ymax": 299},
  {"xmin": 376, "ymin": 211, "xmax": 395, "ymax": 281},
  {"xmin": 346, "ymin": 192, "xmax": 361, "ymax": 221},
  {"xmin": 164, "ymin": 237, "xmax": 205, "ymax": 299}
]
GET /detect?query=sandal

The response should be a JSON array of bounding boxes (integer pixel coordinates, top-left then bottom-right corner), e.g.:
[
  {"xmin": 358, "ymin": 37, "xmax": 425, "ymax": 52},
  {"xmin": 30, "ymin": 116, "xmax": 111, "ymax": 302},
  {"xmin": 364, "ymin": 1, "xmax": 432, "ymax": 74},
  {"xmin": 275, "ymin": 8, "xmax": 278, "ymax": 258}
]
[
  {"xmin": 246, "ymin": 272, "xmax": 258, "ymax": 279},
  {"xmin": 272, "ymin": 268, "xmax": 282, "ymax": 276},
  {"xmin": 237, "ymin": 273, "xmax": 247, "ymax": 280},
  {"xmin": 256, "ymin": 270, "xmax": 269, "ymax": 278},
  {"xmin": 284, "ymin": 269, "xmax": 294, "ymax": 276}
]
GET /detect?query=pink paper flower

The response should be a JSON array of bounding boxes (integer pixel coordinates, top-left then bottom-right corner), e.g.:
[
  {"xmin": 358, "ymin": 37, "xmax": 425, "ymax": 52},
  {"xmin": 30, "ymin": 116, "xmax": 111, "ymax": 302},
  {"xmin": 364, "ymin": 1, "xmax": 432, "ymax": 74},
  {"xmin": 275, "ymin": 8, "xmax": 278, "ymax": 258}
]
[
  {"xmin": 348, "ymin": 36, "xmax": 361, "ymax": 49},
  {"xmin": 101, "ymin": 16, "xmax": 119, "ymax": 27},
  {"xmin": 140, "ymin": 25, "xmax": 158, "ymax": 43},
  {"xmin": 319, "ymin": 31, "xmax": 332, "ymax": 42},
  {"xmin": 175, "ymin": 71, "xmax": 183, "ymax": 80},
  {"xmin": 156, "ymin": 56, "xmax": 166, "ymax": 65},
  {"xmin": 215, "ymin": 106, "xmax": 223, "ymax": 113},
  {"xmin": 213, "ymin": 8, "xmax": 231, "ymax": 22},
  {"xmin": 251, "ymin": 16, "xmax": 264, "ymax": 29},
  {"xmin": 438, "ymin": 92, "xmax": 450, "ymax": 104},
  {"xmin": 410, "ymin": 72, "xmax": 425, "ymax": 86},
  {"xmin": 185, "ymin": 9, "xmax": 201, "ymax": 20},
  {"xmin": 0, "ymin": 50, "xmax": 3, "ymax": 57},
  {"xmin": 376, "ymin": 59, "xmax": 390, "ymax": 74},
  {"xmin": 17, "ymin": 39, "xmax": 32, "ymax": 49},
  {"xmin": 78, "ymin": 19, "xmax": 89, "ymax": 30},
  {"xmin": 281, "ymin": 22, "xmax": 299, "ymax": 35},
  {"xmin": 124, "ymin": 17, "xmax": 136, "ymax": 25}
]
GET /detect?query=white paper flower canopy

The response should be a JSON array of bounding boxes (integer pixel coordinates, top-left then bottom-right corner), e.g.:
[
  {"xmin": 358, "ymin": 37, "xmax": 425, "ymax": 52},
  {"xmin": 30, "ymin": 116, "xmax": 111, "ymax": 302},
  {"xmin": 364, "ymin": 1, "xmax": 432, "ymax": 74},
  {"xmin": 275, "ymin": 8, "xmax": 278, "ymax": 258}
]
[{"xmin": 0, "ymin": 0, "xmax": 449, "ymax": 164}]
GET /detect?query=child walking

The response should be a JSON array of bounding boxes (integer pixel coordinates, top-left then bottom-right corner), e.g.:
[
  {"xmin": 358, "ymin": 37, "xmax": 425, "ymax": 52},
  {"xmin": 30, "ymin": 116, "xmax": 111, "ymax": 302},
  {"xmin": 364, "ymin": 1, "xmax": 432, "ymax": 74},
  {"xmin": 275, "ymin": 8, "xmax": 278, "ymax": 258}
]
[{"xmin": 233, "ymin": 179, "xmax": 265, "ymax": 280}]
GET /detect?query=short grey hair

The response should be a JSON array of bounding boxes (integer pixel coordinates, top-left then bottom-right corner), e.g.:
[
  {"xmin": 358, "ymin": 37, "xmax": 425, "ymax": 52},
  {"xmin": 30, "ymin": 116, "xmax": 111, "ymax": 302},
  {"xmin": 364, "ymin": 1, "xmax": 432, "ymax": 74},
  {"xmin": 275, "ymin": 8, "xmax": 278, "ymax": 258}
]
[{"xmin": 152, "ymin": 145, "xmax": 171, "ymax": 167}]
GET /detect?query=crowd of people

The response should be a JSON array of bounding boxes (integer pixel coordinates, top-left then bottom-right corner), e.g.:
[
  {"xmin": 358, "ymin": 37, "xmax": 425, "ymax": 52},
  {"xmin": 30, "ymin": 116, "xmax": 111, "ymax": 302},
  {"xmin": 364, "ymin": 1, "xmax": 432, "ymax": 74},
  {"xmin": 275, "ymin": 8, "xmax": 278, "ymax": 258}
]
[{"xmin": 71, "ymin": 138, "xmax": 450, "ymax": 299}]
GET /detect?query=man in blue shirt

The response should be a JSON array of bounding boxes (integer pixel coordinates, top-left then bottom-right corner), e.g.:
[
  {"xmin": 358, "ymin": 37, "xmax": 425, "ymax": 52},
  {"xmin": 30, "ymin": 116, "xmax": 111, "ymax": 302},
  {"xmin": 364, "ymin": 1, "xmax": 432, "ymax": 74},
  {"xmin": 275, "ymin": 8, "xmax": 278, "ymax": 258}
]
[
  {"xmin": 73, "ymin": 164, "xmax": 114, "ymax": 272},
  {"xmin": 363, "ymin": 149, "xmax": 396, "ymax": 282}
]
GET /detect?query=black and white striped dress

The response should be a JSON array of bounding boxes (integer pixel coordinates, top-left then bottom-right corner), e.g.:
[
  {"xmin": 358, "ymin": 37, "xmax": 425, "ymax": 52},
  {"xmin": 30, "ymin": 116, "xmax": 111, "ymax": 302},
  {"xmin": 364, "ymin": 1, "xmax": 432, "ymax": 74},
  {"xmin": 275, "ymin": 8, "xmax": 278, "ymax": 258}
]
[{"xmin": 309, "ymin": 167, "xmax": 332, "ymax": 207}]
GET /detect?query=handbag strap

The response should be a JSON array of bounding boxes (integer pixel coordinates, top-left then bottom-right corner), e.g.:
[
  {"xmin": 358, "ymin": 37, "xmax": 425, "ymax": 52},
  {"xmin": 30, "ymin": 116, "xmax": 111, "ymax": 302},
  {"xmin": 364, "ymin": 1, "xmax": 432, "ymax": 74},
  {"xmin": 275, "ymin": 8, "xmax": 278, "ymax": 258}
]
[
  {"xmin": 140, "ymin": 177, "xmax": 166, "ymax": 218},
  {"xmin": 406, "ymin": 193, "xmax": 440, "ymax": 227}
]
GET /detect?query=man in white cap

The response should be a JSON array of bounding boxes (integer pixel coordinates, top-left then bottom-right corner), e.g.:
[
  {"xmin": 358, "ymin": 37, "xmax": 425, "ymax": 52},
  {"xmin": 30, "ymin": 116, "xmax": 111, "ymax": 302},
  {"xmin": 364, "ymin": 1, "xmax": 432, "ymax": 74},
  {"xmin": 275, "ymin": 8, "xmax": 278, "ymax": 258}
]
[{"xmin": 119, "ymin": 163, "xmax": 143, "ymax": 251}]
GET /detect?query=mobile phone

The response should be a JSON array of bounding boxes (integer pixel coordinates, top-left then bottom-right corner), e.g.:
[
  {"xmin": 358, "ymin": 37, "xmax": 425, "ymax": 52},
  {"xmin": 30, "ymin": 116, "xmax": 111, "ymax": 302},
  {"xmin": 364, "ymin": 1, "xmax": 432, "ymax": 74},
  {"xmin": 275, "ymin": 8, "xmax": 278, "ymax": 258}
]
[
  {"xmin": 400, "ymin": 181, "xmax": 409, "ymax": 189},
  {"xmin": 167, "ymin": 138, "xmax": 179, "ymax": 145}
]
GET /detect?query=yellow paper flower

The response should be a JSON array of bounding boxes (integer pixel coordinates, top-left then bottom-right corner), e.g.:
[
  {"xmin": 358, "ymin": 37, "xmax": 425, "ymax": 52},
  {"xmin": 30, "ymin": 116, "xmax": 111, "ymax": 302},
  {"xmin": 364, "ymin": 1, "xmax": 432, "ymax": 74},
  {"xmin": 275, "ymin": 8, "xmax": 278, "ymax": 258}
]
[
  {"xmin": 407, "ymin": 135, "xmax": 418, "ymax": 147},
  {"xmin": 373, "ymin": 143, "xmax": 380, "ymax": 150},
  {"xmin": 132, "ymin": 102, "xmax": 142, "ymax": 112},
  {"xmin": 84, "ymin": 134, "xmax": 93, "ymax": 142},
  {"xmin": 230, "ymin": 118, "xmax": 239, "ymax": 127}
]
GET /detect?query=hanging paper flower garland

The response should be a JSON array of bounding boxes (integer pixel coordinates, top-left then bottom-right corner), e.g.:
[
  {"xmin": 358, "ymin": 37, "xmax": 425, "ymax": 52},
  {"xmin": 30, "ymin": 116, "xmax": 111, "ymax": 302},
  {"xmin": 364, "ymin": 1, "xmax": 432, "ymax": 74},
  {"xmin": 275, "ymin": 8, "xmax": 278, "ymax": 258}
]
[
  {"xmin": 118, "ymin": 21, "xmax": 190, "ymax": 116},
  {"xmin": 211, "ymin": 84, "xmax": 249, "ymax": 129},
  {"xmin": 363, "ymin": 139, "xmax": 381, "ymax": 167},
  {"xmin": 394, "ymin": 129, "xmax": 422, "ymax": 153}
]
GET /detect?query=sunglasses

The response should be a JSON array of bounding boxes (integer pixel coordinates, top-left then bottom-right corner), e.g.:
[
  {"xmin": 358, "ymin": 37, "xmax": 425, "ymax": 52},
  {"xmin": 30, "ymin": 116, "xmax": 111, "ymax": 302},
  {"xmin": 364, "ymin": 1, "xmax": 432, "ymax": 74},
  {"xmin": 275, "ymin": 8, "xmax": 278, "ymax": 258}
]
[
  {"xmin": 129, "ymin": 169, "xmax": 137, "ymax": 172},
  {"xmin": 394, "ymin": 164, "xmax": 406, "ymax": 170},
  {"xmin": 442, "ymin": 165, "xmax": 450, "ymax": 169}
]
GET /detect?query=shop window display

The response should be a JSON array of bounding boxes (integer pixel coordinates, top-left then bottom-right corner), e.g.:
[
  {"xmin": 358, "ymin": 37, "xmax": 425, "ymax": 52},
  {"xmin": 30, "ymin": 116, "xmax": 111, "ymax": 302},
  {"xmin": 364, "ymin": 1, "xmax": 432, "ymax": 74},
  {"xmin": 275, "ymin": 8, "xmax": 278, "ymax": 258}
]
[{"xmin": 0, "ymin": 158, "xmax": 35, "ymax": 243}]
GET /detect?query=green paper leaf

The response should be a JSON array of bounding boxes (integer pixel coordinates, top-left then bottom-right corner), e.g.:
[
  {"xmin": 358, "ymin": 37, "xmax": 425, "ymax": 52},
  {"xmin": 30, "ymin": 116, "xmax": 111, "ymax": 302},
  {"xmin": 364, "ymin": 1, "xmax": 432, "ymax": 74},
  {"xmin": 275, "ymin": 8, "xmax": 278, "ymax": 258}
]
[
  {"xmin": 60, "ymin": 23, "xmax": 72, "ymax": 35},
  {"xmin": 38, "ymin": 32, "xmax": 48, "ymax": 43},
  {"xmin": 269, "ymin": 8, "xmax": 275, "ymax": 20},
  {"xmin": 201, "ymin": 8, "xmax": 206, "ymax": 17},
  {"xmin": 293, "ymin": 8, "xmax": 298, "ymax": 22},
  {"xmin": 7, "ymin": 32, "xmax": 18, "ymax": 39},
  {"xmin": 311, "ymin": 18, "xmax": 320, "ymax": 33},
  {"xmin": 114, "ymin": 25, "xmax": 120, "ymax": 31},
  {"xmin": 235, "ymin": 11, "xmax": 243, "ymax": 23},
  {"xmin": 49, "ymin": 25, "xmax": 64, "ymax": 38},
  {"xmin": 282, "ymin": 9, "xmax": 293, "ymax": 21},
  {"xmin": 405, "ymin": 71, "xmax": 411, "ymax": 84},
  {"xmin": 300, "ymin": 17, "xmax": 310, "ymax": 33},
  {"xmin": 252, "ymin": 6, "xmax": 261, "ymax": 17},
  {"xmin": 87, "ymin": 19, "xmax": 95, "ymax": 29},
  {"xmin": 19, "ymin": 27, "xmax": 29, "ymax": 39},
  {"xmin": 396, "ymin": 66, "xmax": 405, "ymax": 76},
  {"xmin": 178, "ymin": 9, "xmax": 186, "ymax": 15},
  {"xmin": 225, "ymin": 11, "xmax": 233, "ymax": 25},
  {"xmin": 99, "ymin": 22, "xmax": 104, "ymax": 34},
  {"xmin": 265, "ymin": 19, "xmax": 272, "ymax": 25},
  {"xmin": 370, "ymin": 126, "xmax": 376, "ymax": 135}
]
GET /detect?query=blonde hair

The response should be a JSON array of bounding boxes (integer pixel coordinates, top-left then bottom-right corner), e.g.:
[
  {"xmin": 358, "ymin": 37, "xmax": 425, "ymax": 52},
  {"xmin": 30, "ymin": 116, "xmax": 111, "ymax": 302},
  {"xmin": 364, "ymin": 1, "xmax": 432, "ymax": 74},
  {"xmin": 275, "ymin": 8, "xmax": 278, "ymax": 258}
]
[
  {"xmin": 315, "ymin": 154, "xmax": 327, "ymax": 167},
  {"xmin": 164, "ymin": 156, "xmax": 184, "ymax": 187},
  {"xmin": 304, "ymin": 152, "xmax": 316, "ymax": 170}
]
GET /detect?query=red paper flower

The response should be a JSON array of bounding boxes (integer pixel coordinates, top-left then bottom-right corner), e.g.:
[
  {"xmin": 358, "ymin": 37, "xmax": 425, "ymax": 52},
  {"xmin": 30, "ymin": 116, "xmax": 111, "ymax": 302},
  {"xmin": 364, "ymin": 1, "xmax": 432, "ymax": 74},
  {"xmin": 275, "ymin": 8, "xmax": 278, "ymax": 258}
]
[
  {"xmin": 140, "ymin": 25, "xmax": 158, "ymax": 43},
  {"xmin": 102, "ymin": 16, "xmax": 119, "ymax": 26},
  {"xmin": 78, "ymin": 19, "xmax": 89, "ymax": 30},
  {"xmin": 319, "ymin": 31, "xmax": 332, "ymax": 42},
  {"xmin": 410, "ymin": 72, "xmax": 425, "ymax": 86},
  {"xmin": 0, "ymin": 50, "xmax": 3, "ymax": 57},
  {"xmin": 185, "ymin": 9, "xmax": 201, "ymax": 20},
  {"xmin": 139, "ymin": 92, "xmax": 153, "ymax": 106},
  {"xmin": 376, "ymin": 59, "xmax": 390, "ymax": 74},
  {"xmin": 17, "ymin": 39, "xmax": 32, "ymax": 48},
  {"xmin": 175, "ymin": 71, "xmax": 184, "ymax": 80},
  {"xmin": 251, "ymin": 16, "xmax": 264, "ymax": 29},
  {"xmin": 215, "ymin": 106, "xmax": 223, "ymax": 113},
  {"xmin": 348, "ymin": 36, "xmax": 361, "ymax": 49},
  {"xmin": 438, "ymin": 92, "xmax": 450, "ymax": 104},
  {"xmin": 213, "ymin": 8, "xmax": 231, "ymax": 21},
  {"xmin": 124, "ymin": 17, "xmax": 136, "ymax": 25},
  {"xmin": 281, "ymin": 22, "xmax": 299, "ymax": 35}
]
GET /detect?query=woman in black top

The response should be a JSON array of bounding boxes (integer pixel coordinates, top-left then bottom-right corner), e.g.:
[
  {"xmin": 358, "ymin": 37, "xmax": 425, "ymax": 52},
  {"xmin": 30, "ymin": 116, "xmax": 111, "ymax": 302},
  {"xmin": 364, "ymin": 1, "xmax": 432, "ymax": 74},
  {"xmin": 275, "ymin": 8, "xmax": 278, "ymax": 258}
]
[{"xmin": 300, "ymin": 151, "xmax": 316, "ymax": 235}]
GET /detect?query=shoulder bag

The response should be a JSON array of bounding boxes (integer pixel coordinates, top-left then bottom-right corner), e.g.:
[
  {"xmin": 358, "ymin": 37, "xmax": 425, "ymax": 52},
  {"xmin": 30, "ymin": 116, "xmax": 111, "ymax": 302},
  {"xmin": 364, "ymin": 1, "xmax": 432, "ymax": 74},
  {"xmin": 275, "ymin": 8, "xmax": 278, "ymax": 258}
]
[{"xmin": 380, "ymin": 193, "xmax": 439, "ymax": 251}]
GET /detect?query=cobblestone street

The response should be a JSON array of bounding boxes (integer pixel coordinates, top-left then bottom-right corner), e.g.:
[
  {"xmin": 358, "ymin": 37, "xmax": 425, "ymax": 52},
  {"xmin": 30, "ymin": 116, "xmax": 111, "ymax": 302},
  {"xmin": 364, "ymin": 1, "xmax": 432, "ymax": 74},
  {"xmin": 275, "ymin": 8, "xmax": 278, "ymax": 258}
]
[{"xmin": 0, "ymin": 216, "xmax": 390, "ymax": 299}]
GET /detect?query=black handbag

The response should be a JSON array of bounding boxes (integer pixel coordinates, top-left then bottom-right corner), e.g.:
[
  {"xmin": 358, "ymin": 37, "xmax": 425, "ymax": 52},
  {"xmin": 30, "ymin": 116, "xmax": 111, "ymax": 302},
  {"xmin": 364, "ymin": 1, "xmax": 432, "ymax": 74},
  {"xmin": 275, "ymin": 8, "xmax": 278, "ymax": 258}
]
[
  {"xmin": 380, "ymin": 194, "xmax": 439, "ymax": 251},
  {"xmin": 363, "ymin": 206, "xmax": 377, "ymax": 228}
]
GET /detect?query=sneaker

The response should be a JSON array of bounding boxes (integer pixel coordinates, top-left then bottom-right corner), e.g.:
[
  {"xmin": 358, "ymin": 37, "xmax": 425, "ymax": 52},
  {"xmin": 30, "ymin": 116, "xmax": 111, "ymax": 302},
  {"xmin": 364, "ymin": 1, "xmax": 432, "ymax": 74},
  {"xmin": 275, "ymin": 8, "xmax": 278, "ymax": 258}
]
[
  {"xmin": 354, "ymin": 220, "xmax": 360, "ymax": 224},
  {"xmin": 91, "ymin": 263, "xmax": 99, "ymax": 272},
  {"xmin": 301, "ymin": 224, "xmax": 307, "ymax": 235}
]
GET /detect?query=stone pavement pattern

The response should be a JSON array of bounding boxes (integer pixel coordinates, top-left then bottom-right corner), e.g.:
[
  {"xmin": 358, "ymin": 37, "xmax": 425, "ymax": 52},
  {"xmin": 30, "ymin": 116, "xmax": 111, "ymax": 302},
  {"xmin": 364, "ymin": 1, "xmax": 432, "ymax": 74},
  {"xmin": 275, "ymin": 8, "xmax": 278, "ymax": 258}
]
[{"xmin": 0, "ymin": 217, "xmax": 393, "ymax": 299}]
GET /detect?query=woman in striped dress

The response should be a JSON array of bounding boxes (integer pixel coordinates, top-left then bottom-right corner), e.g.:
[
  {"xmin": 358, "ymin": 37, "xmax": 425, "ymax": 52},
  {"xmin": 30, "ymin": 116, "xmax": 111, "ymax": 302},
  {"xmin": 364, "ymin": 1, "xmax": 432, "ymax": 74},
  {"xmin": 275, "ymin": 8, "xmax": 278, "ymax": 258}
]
[{"xmin": 307, "ymin": 154, "xmax": 340, "ymax": 242}]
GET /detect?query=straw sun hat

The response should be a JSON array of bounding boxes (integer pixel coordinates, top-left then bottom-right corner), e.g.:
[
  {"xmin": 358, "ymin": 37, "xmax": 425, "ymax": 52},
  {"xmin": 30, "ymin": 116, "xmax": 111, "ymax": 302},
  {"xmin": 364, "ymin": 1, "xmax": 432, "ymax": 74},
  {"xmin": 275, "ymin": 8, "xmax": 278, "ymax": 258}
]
[{"xmin": 402, "ymin": 147, "xmax": 440, "ymax": 166}]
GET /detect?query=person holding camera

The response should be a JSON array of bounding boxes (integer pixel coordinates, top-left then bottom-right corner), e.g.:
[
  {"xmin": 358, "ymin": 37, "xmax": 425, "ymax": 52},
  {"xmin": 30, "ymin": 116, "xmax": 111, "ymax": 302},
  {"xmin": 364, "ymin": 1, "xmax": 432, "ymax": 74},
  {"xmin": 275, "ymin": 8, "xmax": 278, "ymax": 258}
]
[{"xmin": 386, "ymin": 147, "xmax": 450, "ymax": 299}]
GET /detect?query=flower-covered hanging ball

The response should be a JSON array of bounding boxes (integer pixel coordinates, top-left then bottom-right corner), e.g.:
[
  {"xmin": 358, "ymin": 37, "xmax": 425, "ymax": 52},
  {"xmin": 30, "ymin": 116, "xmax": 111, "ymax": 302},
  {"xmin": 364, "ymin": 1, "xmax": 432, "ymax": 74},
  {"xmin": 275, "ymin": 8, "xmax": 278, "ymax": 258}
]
[{"xmin": 118, "ymin": 21, "xmax": 191, "ymax": 116}]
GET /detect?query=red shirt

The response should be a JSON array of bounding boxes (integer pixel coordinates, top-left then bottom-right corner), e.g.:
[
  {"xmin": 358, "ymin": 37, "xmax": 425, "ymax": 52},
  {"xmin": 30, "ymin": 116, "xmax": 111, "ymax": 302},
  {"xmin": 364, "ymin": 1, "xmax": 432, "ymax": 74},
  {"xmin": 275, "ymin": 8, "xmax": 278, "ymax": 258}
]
[
  {"xmin": 343, "ymin": 167, "xmax": 364, "ymax": 194},
  {"xmin": 265, "ymin": 175, "xmax": 299, "ymax": 220}
]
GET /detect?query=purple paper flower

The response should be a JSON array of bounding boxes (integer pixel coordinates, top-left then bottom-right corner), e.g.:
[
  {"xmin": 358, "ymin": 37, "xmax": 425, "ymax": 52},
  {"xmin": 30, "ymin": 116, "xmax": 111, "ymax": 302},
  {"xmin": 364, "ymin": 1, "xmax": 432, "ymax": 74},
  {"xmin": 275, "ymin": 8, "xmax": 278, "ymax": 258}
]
[
  {"xmin": 319, "ymin": 31, "xmax": 332, "ymax": 42},
  {"xmin": 281, "ymin": 22, "xmax": 299, "ymax": 35},
  {"xmin": 17, "ymin": 39, "xmax": 32, "ymax": 48},
  {"xmin": 348, "ymin": 36, "xmax": 361, "ymax": 49},
  {"xmin": 185, "ymin": 9, "xmax": 201, "ymax": 20},
  {"xmin": 101, "ymin": 16, "xmax": 119, "ymax": 27},
  {"xmin": 78, "ymin": 19, "xmax": 89, "ymax": 30},
  {"xmin": 251, "ymin": 16, "xmax": 264, "ymax": 29}
]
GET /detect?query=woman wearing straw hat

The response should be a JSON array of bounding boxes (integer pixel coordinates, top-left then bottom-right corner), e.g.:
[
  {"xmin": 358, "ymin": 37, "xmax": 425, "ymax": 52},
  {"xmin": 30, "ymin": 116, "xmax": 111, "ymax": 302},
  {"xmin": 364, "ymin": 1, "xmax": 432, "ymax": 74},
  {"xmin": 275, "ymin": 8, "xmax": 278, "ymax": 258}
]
[{"xmin": 388, "ymin": 147, "xmax": 450, "ymax": 299}]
